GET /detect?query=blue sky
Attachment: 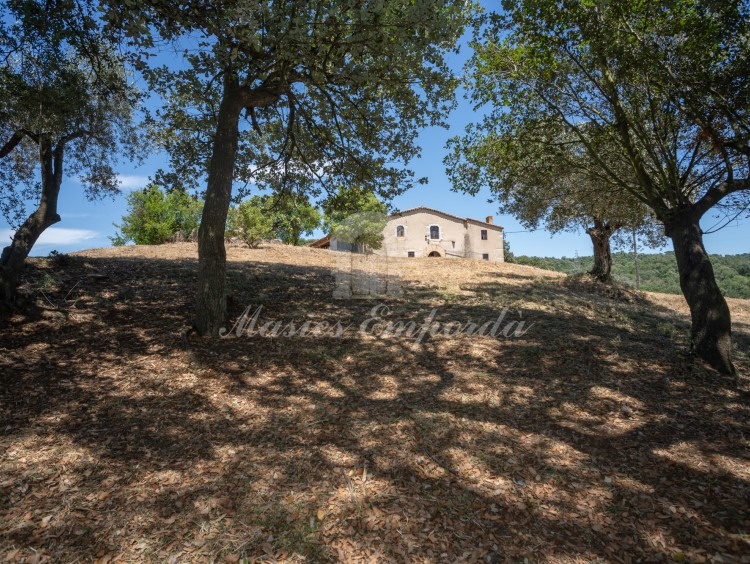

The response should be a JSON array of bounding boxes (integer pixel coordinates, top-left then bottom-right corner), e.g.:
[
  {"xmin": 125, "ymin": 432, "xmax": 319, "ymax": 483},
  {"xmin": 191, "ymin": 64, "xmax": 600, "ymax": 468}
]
[{"xmin": 3, "ymin": 15, "xmax": 748, "ymax": 259}]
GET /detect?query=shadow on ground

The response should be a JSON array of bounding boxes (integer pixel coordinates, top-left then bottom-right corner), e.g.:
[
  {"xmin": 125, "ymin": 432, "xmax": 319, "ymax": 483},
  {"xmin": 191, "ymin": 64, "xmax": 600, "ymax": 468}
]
[{"xmin": 1, "ymin": 252, "xmax": 748, "ymax": 562}]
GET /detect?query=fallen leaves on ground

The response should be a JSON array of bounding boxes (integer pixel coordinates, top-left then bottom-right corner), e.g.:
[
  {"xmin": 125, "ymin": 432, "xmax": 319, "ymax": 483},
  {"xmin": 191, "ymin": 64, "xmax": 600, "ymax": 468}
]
[{"xmin": 1, "ymin": 242, "xmax": 748, "ymax": 562}]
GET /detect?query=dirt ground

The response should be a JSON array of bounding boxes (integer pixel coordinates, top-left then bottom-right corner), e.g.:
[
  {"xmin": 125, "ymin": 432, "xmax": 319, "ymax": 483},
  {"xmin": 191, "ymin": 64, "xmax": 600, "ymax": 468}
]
[{"xmin": 1, "ymin": 242, "xmax": 748, "ymax": 563}]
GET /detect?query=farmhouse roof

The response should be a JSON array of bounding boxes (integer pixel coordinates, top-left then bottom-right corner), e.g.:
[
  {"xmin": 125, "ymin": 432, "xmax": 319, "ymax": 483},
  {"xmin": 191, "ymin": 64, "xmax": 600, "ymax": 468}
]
[
  {"xmin": 309, "ymin": 234, "xmax": 331, "ymax": 248},
  {"xmin": 389, "ymin": 206, "xmax": 504, "ymax": 230},
  {"xmin": 309, "ymin": 206, "xmax": 504, "ymax": 248}
]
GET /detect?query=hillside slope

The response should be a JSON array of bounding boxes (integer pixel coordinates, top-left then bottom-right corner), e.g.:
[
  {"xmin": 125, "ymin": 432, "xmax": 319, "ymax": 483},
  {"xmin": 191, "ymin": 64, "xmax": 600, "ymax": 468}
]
[{"xmin": 1, "ymin": 242, "xmax": 749, "ymax": 562}]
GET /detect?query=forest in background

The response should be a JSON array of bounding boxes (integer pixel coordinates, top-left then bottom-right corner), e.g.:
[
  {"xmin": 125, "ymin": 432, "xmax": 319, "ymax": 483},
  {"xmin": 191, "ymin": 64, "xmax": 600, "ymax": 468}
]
[{"xmin": 514, "ymin": 252, "xmax": 750, "ymax": 299}]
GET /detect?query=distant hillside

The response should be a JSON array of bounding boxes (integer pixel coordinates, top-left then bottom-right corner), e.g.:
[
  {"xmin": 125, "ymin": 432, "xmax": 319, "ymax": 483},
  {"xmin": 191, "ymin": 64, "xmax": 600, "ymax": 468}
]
[{"xmin": 514, "ymin": 252, "xmax": 750, "ymax": 299}]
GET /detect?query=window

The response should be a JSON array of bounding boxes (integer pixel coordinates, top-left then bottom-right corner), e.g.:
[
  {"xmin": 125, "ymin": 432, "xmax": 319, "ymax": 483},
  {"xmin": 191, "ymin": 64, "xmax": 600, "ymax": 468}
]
[
  {"xmin": 429, "ymin": 225, "xmax": 440, "ymax": 240},
  {"xmin": 396, "ymin": 225, "xmax": 405, "ymax": 237},
  {"xmin": 481, "ymin": 229, "xmax": 488, "ymax": 240},
  {"xmin": 482, "ymin": 253, "xmax": 489, "ymax": 261},
  {"xmin": 407, "ymin": 251, "xmax": 415, "ymax": 257}
]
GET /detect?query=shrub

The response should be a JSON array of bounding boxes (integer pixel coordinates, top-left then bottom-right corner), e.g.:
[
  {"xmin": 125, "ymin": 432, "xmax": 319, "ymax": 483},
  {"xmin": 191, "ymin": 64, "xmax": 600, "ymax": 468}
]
[
  {"xmin": 226, "ymin": 196, "xmax": 275, "ymax": 248},
  {"xmin": 111, "ymin": 184, "xmax": 203, "ymax": 246},
  {"xmin": 503, "ymin": 239, "xmax": 515, "ymax": 263},
  {"xmin": 322, "ymin": 187, "xmax": 387, "ymax": 251}
]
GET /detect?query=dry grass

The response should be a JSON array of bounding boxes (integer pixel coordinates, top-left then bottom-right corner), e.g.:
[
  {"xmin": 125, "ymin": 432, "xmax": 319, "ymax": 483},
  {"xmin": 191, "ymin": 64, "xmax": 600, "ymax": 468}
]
[{"xmin": 1, "ymin": 242, "xmax": 748, "ymax": 563}]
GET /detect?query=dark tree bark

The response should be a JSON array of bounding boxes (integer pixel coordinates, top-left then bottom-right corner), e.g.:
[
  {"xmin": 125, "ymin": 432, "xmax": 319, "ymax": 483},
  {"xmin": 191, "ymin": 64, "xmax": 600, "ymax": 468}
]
[
  {"xmin": 194, "ymin": 81, "xmax": 244, "ymax": 336},
  {"xmin": 1, "ymin": 138, "xmax": 63, "ymax": 302},
  {"xmin": 193, "ymin": 73, "xmax": 283, "ymax": 336},
  {"xmin": 665, "ymin": 210, "xmax": 735, "ymax": 375},
  {"xmin": 586, "ymin": 218, "xmax": 616, "ymax": 284}
]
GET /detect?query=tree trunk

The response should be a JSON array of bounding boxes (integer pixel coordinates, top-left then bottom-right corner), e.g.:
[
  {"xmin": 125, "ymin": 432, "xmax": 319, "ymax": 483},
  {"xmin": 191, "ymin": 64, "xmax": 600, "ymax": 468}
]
[
  {"xmin": 0, "ymin": 138, "xmax": 62, "ymax": 302},
  {"xmin": 632, "ymin": 228, "xmax": 640, "ymax": 290},
  {"xmin": 665, "ymin": 211, "xmax": 735, "ymax": 375},
  {"xmin": 194, "ymin": 81, "xmax": 244, "ymax": 336},
  {"xmin": 586, "ymin": 219, "xmax": 615, "ymax": 284}
]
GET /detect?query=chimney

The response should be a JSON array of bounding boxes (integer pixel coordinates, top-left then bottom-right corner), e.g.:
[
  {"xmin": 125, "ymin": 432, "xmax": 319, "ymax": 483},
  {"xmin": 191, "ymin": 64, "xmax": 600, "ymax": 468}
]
[{"xmin": 486, "ymin": 215, "xmax": 493, "ymax": 225}]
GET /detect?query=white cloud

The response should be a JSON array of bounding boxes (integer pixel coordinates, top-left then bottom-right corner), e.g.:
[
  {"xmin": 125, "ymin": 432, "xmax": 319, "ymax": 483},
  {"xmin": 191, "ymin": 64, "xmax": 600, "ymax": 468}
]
[
  {"xmin": 71, "ymin": 174, "xmax": 149, "ymax": 191},
  {"xmin": 118, "ymin": 174, "xmax": 150, "ymax": 191},
  {"xmin": 0, "ymin": 227, "xmax": 99, "ymax": 246}
]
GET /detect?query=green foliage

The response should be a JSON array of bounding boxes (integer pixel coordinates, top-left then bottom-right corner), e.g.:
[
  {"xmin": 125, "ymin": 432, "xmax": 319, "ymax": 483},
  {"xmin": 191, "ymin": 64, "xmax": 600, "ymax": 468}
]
[
  {"xmin": 503, "ymin": 239, "xmax": 515, "ymax": 263},
  {"xmin": 451, "ymin": 0, "xmax": 747, "ymax": 230},
  {"xmin": 322, "ymin": 187, "xmax": 387, "ymax": 251},
  {"xmin": 322, "ymin": 187, "xmax": 388, "ymax": 228},
  {"xmin": 113, "ymin": 0, "xmax": 472, "ymax": 201},
  {"xmin": 330, "ymin": 211, "xmax": 388, "ymax": 252},
  {"xmin": 515, "ymin": 253, "xmax": 750, "ymax": 299},
  {"xmin": 227, "ymin": 193, "xmax": 321, "ymax": 246},
  {"xmin": 105, "ymin": 0, "xmax": 472, "ymax": 334},
  {"xmin": 446, "ymin": 115, "xmax": 660, "ymax": 244},
  {"xmin": 451, "ymin": 0, "xmax": 748, "ymax": 371},
  {"xmin": 226, "ymin": 196, "xmax": 275, "ymax": 249},
  {"xmin": 268, "ymin": 195, "xmax": 321, "ymax": 246},
  {"xmin": 0, "ymin": 0, "xmax": 139, "ymax": 228},
  {"xmin": 111, "ymin": 185, "xmax": 203, "ymax": 246}
]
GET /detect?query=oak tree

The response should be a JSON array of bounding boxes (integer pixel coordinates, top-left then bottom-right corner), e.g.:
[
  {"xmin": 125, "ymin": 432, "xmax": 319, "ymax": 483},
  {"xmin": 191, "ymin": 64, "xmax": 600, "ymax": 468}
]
[
  {"xmin": 267, "ymin": 194, "xmax": 321, "ymax": 246},
  {"xmin": 451, "ymin": 0, "xmax": 748, "ymax": 373},
  {"xmin": 111, "ymin": 184, "xmax": 203, "ymax": 246},
  {"xmin": 226, "ymin": 196, "xmax": 275, "ymax": 248},
  {"xmin": 447, "ymin": 120, "xmax": 663, "ymax": 283},
  {"xmin": 0, "ymin": 0, "xmax": 138, "ymax": 301},
  {"xmin": 323, "ymin": 186, "xmax": 388, "ymax": 252},
  {"xmin": 110, "ymin": 0, "xmax": 470, "ymax": 335}
]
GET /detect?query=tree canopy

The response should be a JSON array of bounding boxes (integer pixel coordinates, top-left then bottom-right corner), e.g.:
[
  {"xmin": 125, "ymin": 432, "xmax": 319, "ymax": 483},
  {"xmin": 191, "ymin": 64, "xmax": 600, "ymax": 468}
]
[
  {"xmin": 514, "ymin": 252, "xmax": 750, "ymax": 300},
  {"xmin": 114, "ymin": 0, "xmax": 469, "ymax": 200},
  {"xmin": 0, "ymin": 0, "xmax": 138, "ymax": 300},
  {"xmin": 226, "ymin": 196, "xmax": 275, "ymax": 248},
  {"xmin": 449, "ymin": 0, "xmax": 749, "ymax": 373},
  {"xmin": 106, "ymin": 0, "xmax": 472, "ymax": 334},
  {"xmin": 112, "ymin": 185, "xmax": 203, "ymax": 246},
  {"xmin": 323, "ymin": 186, "xmax": 388, "ymax": 251},
  {"xmin": 266, "ymin": 194, "xmax": 321, "ymax": 246},
  {"xmin": 447, "ymin": 119, "xmax": 665, "ymax": 281},
  {"xmin": 0, "ymin": 0, "xmax": 137, "ymax": 223}
]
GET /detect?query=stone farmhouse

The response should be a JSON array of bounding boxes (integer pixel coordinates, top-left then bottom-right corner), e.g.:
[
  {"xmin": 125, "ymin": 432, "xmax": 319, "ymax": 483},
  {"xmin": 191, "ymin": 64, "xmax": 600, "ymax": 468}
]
[{"xmin": 312, "ymin": 206, "xmax": 505, "ymax": 262}]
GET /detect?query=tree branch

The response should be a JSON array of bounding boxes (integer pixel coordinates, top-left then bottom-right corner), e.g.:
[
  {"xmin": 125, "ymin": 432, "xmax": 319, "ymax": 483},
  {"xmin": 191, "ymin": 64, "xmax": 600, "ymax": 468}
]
[
  {"xmin": 0, "ymin": 132, "xmax": 24, "ymax": 158},
  {"xmin": 693, "ymin": 178, "xmax": 750, "ymax": 219}
]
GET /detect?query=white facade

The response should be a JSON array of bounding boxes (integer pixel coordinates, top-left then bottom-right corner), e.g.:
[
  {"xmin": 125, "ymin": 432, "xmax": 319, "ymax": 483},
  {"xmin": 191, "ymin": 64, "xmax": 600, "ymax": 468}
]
[
  {"xmin": 377, "ymin": 207, "xmax": 504, "ymax": 262},
  {"xmin": 319, "ymin": 207, "xmax": 504, "ymax": 262}
]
